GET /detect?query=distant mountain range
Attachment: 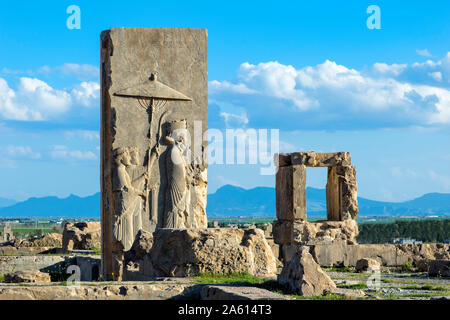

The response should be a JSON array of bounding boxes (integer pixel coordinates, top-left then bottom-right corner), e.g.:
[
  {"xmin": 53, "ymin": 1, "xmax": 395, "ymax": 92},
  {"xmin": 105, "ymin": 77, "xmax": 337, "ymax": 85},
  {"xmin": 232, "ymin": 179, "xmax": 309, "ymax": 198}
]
[
  {"xmin": 0, "ymin": 194, "xmax": 100, "ymax": 218},
  {"xmin": 0, "ymin": 185, "xmax": 449, "ymax": 218},
  {"xmin": 207, "ymin": 185, "xmax": 450, "ymax": 217}
]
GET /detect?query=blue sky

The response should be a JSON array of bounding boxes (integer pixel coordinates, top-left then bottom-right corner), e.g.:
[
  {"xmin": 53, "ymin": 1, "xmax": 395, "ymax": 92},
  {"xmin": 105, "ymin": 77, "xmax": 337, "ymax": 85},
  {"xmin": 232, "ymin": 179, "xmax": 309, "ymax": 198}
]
[{"xmin": 0, "ymin": 1, "xmax": 449, "ymax": 202}]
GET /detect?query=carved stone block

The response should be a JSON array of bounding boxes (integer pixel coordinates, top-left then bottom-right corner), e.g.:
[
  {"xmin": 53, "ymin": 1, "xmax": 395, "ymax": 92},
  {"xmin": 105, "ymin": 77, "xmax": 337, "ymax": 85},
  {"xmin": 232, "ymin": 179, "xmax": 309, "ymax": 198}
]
[
  {"xmin": 290, "ymin": 152, "xmax": 352, "ymax": 167},
  {"xmin": 100, "ymin": 28, "xmax": 208, "ymax": 280},
  {"xmin": 276, "ymin": 165, "xmax": 306, "ymax": 222}
]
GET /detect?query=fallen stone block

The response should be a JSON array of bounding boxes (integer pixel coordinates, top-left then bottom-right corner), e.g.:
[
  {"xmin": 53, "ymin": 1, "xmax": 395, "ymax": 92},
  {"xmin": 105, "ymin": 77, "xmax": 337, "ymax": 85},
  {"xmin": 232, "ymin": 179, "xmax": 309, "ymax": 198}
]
[
  {"xmin": 278, "ymin": 247, "xmax": 336, "ymax": 296},
  {"xmin": 62, "ymin": 222, "xmax": 101, "ymax": 251},
  {"xmin": 428, "ymin": 259, "xmax": 450, "ymax": 277},
  {"xmin": 133, "ymin": 228, "xmax": 277, "ymax": 278},
  {"xmin": 3, "ymin": 270, "xmax": 51, "ymax": 283},
  {"xmin": 200, "ymin": 285, "xmax": 287, "ymax": 300},
  {"xmin": 355, "ymin": 258, "xmax": 380, "ymax": 273}
]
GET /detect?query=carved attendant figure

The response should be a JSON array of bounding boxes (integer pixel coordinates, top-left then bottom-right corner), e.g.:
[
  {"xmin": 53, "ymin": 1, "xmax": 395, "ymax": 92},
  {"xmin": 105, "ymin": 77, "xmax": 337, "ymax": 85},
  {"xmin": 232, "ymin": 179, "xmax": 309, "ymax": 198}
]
[{"xmin": 112, "ymin": 147, "xmax": 146, "ymax": 251}]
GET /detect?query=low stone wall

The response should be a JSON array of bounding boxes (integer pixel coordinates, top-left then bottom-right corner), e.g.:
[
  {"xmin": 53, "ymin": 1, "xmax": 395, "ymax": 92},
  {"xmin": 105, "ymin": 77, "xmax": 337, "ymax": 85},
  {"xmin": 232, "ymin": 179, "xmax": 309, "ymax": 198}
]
[
  {"xmin": 200, "ymin": 285, "xmax": 287, "ymax": 300},
  {"xmin": 306, "ymin": 243, "xmax": 450, "ymax": 267},
  {"xmin": 0, "ymin": 246, "xmax": 57, "ymax": 255},
  {"xmin": 0, "ymin": 282, "xmax": 287, "ymax": 300},
  {"xmin": 75, "ymin": 256, "xmax": 101, "ymax": 281},
  {"xmin": 0, "ymin": 283, "xmax": 196, "ymax": 300},
  {"xmin": 0, "ymin": 255, "xmax": 102, "ymax": 282},
  {"xmin": 0, "ymin": 256, "xmax": 68, "ymax": 274}
]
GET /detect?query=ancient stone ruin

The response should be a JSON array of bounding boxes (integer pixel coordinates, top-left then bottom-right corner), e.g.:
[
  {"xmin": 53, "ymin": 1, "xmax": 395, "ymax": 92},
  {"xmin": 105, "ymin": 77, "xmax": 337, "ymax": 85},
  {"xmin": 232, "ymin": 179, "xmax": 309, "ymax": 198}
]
[
  {"xmin": 273, "ymin": 152, "xmax": 359, "ymax": 262},
  {"xmin": 2, "ymin": 223, "xmax": 14, "ymax": 243},
  {"xmin": 100, "ymin": 28, "xmax": 208, "ymax": 280}
]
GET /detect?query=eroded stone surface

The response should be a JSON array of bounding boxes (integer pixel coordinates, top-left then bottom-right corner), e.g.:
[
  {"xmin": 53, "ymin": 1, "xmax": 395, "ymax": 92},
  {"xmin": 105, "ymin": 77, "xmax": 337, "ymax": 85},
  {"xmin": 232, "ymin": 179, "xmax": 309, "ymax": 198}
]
[
  {"xmin": 276, "ymin": 152, "xmax": 352, "ymax": 168},
  {"xmin": 310, "ymin": 243, "xmax": 450, "ymax": 267},
  {"xmin": 1, "ymin": 223, "xmax": 14, "ymax": 243},
  {"xmin": 0, "ymin": 283, "xmax": 194, "ymax": 300},
  {"xmin": 274, "ymin": 220, "xmax": 359, "ymax": 247},
  {"xmin": 0, "ymin": 256, "xmax": 68, "ymax": 275},
  {"xmin": 3, "ymin": 270, "xmax": 51, "ymax": 283},
  {"xmin": 101, "ymin": 28, "xmax": 208, "ymax": 280},
  {"xmin": 63, "ymin": 222, "xmax": 101, "ymax": 251},
  {"xmin": 427, "ymin": 259, "xmax": 450, "ymax": 277},
  {"xmin": 273, "ymin": 151, "xmax": 358, "ymax": 253},
  {"xmin": 5, "ymin": 233, "xmax": 62, "ymax": 248},
  {"xmin": 276, "ymin": 165, "xmax": 306, "ymax": 222},
  {"xmin": 200, "ymin": 285, "xmax": 288, "ymax": 300},
  {"xmin": 131, "ymin": 228, "xmax": 277, "ymax": 278},
  {"xmin": 356, "ymin": 258, "xmax": 381, "ymax": 273},
  {"xmin": 278, "ymin": 247, "xmax": 336, "ymax": 296}
]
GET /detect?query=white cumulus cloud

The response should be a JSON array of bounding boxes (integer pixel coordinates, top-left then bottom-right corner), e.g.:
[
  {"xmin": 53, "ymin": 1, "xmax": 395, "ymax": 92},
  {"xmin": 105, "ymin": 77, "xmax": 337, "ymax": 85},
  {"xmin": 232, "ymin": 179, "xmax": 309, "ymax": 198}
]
[
  {"xmin": 0, "ymin": 77, "xmax": 99, "ymax": 121},
  {"xmin": 209, "ymin": 53, "xmax": 450, "ymax": 130}
]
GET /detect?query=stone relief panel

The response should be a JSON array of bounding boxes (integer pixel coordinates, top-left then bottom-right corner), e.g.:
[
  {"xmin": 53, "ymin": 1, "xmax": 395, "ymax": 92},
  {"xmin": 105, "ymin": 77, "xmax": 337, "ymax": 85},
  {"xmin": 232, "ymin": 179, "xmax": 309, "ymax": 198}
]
[{"xmin": 101, "ymin": 28, "xmax": 208, "ymax": 280}]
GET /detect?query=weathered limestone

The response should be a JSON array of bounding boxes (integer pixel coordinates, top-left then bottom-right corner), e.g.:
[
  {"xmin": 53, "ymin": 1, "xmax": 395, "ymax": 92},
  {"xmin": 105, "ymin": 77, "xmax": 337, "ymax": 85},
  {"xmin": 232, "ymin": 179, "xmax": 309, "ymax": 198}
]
[
  {"xmin": 0, "ymin": 256, "xmax": 68, "ymax": 275},
  {"xmin": 261, "ymin": 223, "xmax": 280, "ymax": 268},
  {"xmin": 200, "ymin": 285, "xmax": 288, "ymax": 300},
  {"xmin": 278, "ymin": 247, "xmax": 336, "ymax": 296},
  {"xmin": 126, "ymin": 229, "xmax": 153, "ymax": 262},
  {"xmin": 273, "ymin": 151, "xmax": 358, "ymax": 263},
  {"xmin": 327, "ymin": 165, "xmax": 358, "ymax": 220},
  {"xmin": 101, "ymin": 28, "xmax": 208, "ymax": 280},
  {"xmin": 0, "ymin": 283, "xmax": 196, "ymax": 300},
  {"xmin": 62, "ymin": 222, "xmax": 101, "ymax": 251},
  {"xmin": 275, "ymin": 151, "xmax": 358, "ymax": 222},
  {"xmin": 427, "ymin": 260, "xmax": 450, "ymax": 277},
  {"xmin": 127, "ymin": 228, "xmax": 277, "ymax": 279},
  {"xmin": 276, "ymin": 165, "xmax": 306, "ymax": 221},
  {"xmin": 3, "ymin": 271, "xmax": 51, "ymax": 283},
  {"xmin": 0, "ymin": 282, "xmax": 289, "ymax": 300},
  {"xmin": 75, "ymin": 256, "xmax": 102, "ymax": 281},
  {"xmin": 1, "ymin": 223, "xmax": 14, "ymax": 243},
  {"xmin": 274, "ymin": 220, "xmax": 358, "ymax": 247},
  {"xmin": 279, "ymin": 152, "xmax": 352, "ymax": 167},
  {"xmin": 310, "ymin": 243, "xmax": 450, "ymax": 267},
  {"xmin": 0, "ymin": 246, "xmax": 55, "ymax": 255},
  {"xmin": 5, "ymin": 233, "xmax": 62, "ymax": 248},
  {"xmin": 355, "ymin": 258, "xmax": 381, "ymax": 273}
]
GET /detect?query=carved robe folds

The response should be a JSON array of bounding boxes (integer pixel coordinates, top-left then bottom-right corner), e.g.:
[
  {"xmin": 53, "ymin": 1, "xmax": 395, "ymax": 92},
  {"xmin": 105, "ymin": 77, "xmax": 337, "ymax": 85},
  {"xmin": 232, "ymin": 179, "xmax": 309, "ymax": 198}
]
[{"xmin": 101, "ymin": 28, "xmax": 208, "ymax": 280}]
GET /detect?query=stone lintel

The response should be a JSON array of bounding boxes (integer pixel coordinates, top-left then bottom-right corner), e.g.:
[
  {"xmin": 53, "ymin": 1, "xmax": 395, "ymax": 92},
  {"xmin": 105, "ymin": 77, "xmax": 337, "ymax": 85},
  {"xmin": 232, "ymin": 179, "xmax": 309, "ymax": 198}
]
[{"xmin": 276, "ymin": 152, "xmax": 352, "ymax": 168}]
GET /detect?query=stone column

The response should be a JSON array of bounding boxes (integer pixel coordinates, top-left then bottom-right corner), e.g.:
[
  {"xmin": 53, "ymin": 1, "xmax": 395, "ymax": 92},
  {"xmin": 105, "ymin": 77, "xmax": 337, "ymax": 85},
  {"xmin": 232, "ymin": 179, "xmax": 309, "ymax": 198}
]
[
  {"xmin": 326, "ymin": 167, "xmax": 340, "ymax": 221},
  {"xmin": 100, "ymin": 28, "xmax": 208, "ymax": 280},
  {"xmin": 274, "ymin": 164, "xmax": 306, "ymax": 248}
]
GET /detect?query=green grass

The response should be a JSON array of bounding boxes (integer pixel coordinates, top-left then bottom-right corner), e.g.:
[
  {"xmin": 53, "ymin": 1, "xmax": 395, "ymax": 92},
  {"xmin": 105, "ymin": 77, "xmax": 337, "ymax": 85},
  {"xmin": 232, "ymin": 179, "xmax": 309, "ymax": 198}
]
[
  {"xmin": 403, "ymin": 285, "xmax": 447, "ymax": 291},
  {"xmin": 383, "ymin": 291, "xmax": 450, "ymax": 299},
  {"xmin": 191, "ymin": 272, "xmax": 356, "ymax": 299},
  {"xmin": 400, "ymin": 264, "xmax": 415, "ymax": 272},
  {"xmin": 12, "ymin": 228, "xmax": 53, "ymax": 235},
  {"xmin": 381, "ymin": 279, "xmax": 394, "ymax": 283},
  {"xmin": 91, "ymin": 247, "xmax": 102, "ymax": 255},
  {"xmin": 0, "ymin": 273, "xmax": 4, "ymax": 283},
  {"xmin": 324, "ymin": 266, "xmax": 353, "ymax": 273},
  {"xmin": 192, "ymin": 272, "xmax": 266, "ymax": 285},
  {"xmin": 293, "ymin": 293, "xmax": 350, "ymax": 300},
  {"xmin": 337, "ymin": 283, "xmax": 368, "ymax": 290}
]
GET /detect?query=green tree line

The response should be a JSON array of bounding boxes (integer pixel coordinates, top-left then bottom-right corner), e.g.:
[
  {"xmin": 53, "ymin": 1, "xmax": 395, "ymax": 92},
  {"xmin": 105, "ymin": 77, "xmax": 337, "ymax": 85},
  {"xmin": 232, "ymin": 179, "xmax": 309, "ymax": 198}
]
[{"xmin": 357, "ymin": 219, "xmax": 450, "ymax": 244}]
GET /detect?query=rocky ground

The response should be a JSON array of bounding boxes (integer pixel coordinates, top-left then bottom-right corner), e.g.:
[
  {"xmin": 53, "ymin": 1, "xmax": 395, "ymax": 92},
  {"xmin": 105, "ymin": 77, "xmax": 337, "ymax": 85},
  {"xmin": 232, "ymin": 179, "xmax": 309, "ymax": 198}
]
[
  {"xmin": 326, "ymin": 269, "xmax": 450, "ymax": 300},
  {"xmin": 0, "ymin": 269, "xmax": 448, "ymax": 300}
]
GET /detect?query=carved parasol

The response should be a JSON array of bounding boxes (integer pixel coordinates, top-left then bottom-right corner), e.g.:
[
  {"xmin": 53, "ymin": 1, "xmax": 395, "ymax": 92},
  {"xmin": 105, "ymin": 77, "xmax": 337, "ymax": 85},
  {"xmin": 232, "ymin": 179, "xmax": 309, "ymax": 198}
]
[{"xmin": 114, "ymin": 73, "xmax": 192, "ymax": 222}]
